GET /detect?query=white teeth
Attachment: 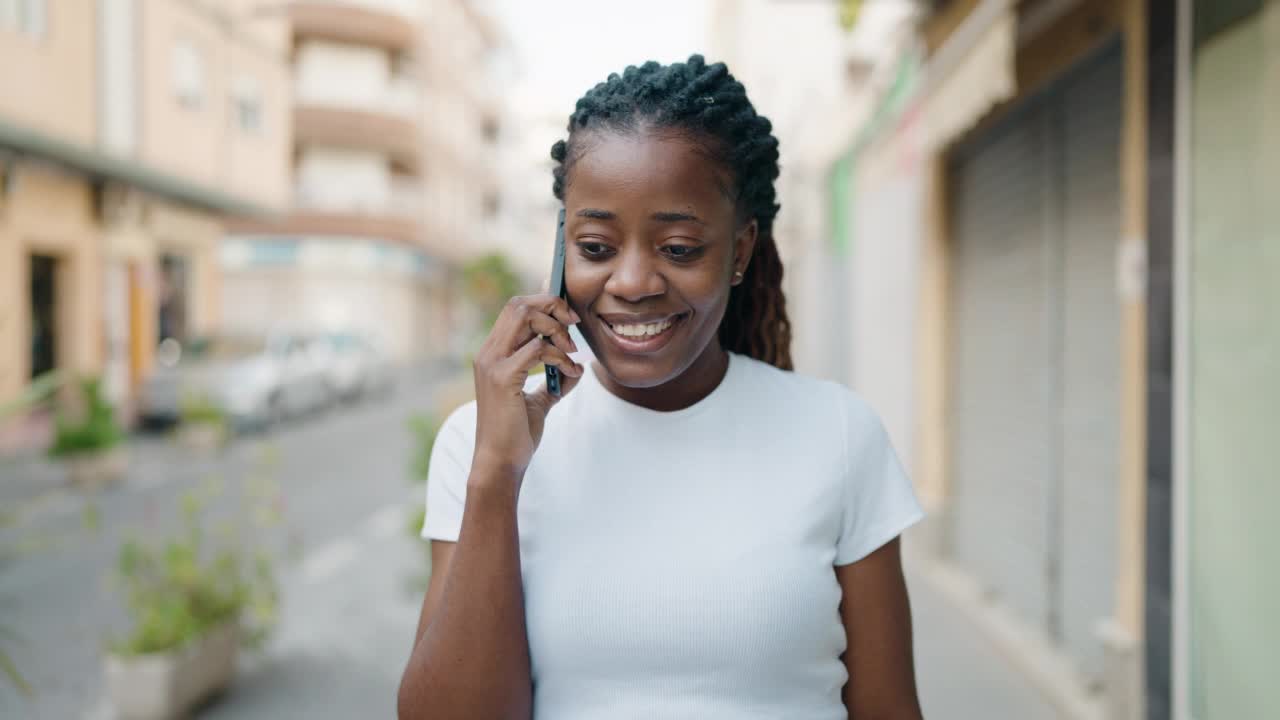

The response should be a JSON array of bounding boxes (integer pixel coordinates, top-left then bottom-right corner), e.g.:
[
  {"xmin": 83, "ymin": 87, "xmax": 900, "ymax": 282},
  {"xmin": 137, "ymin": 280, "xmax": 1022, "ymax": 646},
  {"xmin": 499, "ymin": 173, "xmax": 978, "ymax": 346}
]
[{"xmin": 612, "ymin": 318, "xmax": 675, "ymax": 338}]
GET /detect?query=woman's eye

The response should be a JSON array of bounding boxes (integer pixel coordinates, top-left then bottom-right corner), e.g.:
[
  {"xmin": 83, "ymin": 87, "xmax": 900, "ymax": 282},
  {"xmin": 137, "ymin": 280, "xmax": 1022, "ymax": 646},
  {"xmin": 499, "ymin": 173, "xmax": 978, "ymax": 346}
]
[
  {"xmin": 577, "ymin": 242, "xmax": 613, "ymax": 258},
  {"xmin": 662, "ymin": 245, "xmax": 703, "ymax": 261}
]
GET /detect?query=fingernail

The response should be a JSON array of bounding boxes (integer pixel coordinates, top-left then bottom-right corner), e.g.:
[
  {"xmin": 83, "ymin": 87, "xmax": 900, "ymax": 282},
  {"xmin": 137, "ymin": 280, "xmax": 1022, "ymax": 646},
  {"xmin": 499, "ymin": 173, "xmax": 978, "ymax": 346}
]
[
  {"xmin": 571, "ymin": 310, "xmax": 581, "ymax": 323},
  {"xmin": 569, "ymin": 339, "xmax": 579, "ymax": 353}
]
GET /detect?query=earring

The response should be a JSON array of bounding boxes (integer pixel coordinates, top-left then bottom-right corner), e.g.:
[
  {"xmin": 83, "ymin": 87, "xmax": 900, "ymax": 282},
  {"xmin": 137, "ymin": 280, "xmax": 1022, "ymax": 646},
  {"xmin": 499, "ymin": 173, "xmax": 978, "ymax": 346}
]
[{"xmin": 732, "ymin": 270, "xmax": 744, "ymax": 284}]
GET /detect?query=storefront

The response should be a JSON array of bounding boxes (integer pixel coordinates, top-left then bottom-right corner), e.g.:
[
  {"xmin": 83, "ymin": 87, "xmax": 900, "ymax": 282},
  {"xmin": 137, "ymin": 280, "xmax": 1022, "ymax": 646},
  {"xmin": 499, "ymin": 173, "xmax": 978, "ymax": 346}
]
[
  {"xmin": 100, "ymin": 190, "xmax": 225, "ymax": 418},
  {"xmin": 943, "ymin": 37, "xmax": 1126, "ymax": 687},
  {"xmin": 0, "ymin": 163, "xmax": 102, "ymax": 405},
  {"xmin": 1175, "ymin": 0, "xmax": 1280, "ymax": 716}
]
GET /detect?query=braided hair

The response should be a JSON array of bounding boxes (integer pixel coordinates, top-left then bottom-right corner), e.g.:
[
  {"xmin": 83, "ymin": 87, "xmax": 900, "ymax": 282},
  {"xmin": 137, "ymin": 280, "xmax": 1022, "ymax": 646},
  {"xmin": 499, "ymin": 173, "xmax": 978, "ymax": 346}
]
[{"xmin": 550, "ymin": 54, "xmax": 793, "ymax": 371}]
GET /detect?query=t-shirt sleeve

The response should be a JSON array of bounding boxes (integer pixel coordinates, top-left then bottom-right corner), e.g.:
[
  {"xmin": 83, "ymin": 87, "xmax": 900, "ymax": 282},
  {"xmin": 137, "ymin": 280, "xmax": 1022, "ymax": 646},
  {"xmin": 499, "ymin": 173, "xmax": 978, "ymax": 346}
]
[
  {"xmin": 420, "ymin": 401, "xmax": 477, "ymax": 543},
  {"xmin": 835, "ymin": 391, "xmax": 925, "ymax": 566}
]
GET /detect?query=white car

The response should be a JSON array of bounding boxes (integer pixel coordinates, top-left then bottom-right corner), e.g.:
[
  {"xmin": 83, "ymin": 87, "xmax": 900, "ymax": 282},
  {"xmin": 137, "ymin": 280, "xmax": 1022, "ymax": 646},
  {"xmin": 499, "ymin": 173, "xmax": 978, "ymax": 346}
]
[
  {"xmin": 315, "ymin": 332, "xmax": 395, "ymax": 403},
  {"xmin": 138, "ymin": 332, "xmax": 334, "ymax": 431}
]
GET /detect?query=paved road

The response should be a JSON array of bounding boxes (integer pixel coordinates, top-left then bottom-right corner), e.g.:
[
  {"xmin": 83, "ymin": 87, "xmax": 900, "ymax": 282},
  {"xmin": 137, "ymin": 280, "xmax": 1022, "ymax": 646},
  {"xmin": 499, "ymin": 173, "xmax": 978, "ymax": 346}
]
[
  {"xmin": 0, "ymin": 368, "xmax": 446, "ymax": 720},
  {"xmin": 1, "ymin": 364, "xmax": 1057, "ymax": 720}
]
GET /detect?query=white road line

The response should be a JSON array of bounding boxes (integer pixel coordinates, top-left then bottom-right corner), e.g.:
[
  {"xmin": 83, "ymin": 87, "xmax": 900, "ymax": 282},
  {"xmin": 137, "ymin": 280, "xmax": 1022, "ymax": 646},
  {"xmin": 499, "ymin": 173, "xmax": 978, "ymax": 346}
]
[
  {"xmin": 364, "ymin": 503, "xmax": 405, "ymax": 540},
  {"xmin": 300, "ymin": 535, "xmax": 361, "ymax": 585}
]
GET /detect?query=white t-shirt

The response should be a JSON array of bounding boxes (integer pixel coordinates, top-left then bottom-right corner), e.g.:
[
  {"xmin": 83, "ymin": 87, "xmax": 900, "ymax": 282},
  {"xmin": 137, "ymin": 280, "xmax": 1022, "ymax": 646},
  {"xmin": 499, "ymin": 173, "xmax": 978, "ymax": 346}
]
[{"xmin": 421, "ymin": 351, "xmax": 923, "ymax": 719}]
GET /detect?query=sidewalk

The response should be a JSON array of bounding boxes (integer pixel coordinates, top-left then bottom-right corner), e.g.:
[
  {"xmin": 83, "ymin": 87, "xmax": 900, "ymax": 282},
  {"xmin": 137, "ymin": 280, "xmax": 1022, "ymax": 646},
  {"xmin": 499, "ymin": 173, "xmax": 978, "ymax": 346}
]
[
  {"xmin": 910, "ymin": 567, "xmax": 1061, "ymax": 719},
  {"xmin": 0, "ymin": 441, "xmax": 75, "ymax": 527}
]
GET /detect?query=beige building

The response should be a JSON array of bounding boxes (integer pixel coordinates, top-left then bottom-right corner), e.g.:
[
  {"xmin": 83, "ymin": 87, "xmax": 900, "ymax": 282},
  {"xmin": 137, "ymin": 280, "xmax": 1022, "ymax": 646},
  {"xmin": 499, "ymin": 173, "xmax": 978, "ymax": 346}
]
[
  {"xmin": 0, "ymin": 0, "xmax": 290, "ymax": 447},
  {"xmin": 224, "ymin": 0, "xmax": 503, "ymax": 363}
]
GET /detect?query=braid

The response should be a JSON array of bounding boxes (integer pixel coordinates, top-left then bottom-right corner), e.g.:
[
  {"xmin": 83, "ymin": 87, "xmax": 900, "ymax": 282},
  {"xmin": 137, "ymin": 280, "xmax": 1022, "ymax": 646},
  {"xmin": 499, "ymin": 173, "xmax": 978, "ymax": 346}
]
[{"xmin": 550, "ymin": 54, "xmax": 793, "ymax": 371}]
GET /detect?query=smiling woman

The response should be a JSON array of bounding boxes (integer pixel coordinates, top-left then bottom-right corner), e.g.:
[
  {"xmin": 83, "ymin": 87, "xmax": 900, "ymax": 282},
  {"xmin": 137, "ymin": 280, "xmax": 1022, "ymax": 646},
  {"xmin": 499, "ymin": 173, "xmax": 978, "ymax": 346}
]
[{"xmin": 398, "ymin": 55, "xmax": 925, "ymax": 720}]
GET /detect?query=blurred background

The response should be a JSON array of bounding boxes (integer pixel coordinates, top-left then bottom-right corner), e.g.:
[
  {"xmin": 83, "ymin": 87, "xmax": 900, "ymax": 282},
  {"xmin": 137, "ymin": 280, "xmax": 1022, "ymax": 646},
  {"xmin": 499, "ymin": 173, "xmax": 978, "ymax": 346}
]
[{"xmin": 0, "ymin": 0, "xmax": 1275, "ymax": 718}]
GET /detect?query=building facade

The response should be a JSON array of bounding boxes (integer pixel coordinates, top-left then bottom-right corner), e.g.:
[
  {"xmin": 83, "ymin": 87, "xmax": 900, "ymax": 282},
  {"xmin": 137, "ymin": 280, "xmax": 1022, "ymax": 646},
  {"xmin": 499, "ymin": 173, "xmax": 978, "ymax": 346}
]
[
  {"xmin": 1166, "ymin": 1, "xmax": 1279, "ymax": 717},
  {"xmin": 223, "ymin": 0, "xmax": 502, "ymax": 364},
  {"xmin": 818, "ymin": 0, "xmax": 1280, "ymax": 718},
  {"xmin": 0, "ymin": 0, "xmax": 290, "ymax": 447},
  {"xmin": 787, "ymin": 0, "xmax": 1145, "ymax": 717}
]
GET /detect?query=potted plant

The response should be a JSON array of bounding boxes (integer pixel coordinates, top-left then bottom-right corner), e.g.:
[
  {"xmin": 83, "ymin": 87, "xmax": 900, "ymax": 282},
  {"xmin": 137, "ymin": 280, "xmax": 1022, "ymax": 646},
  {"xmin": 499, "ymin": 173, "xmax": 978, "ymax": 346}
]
[
  {"xmin": 176, "ymin": 394, "xmax": 228, "ymax": 453},
  {"xmin": 48, "ymin": 376, "xmax": 127, "ymax": 490},
  {"xmin": 104, "ymin": 485, "xmax": 279, "ymax": 720}
]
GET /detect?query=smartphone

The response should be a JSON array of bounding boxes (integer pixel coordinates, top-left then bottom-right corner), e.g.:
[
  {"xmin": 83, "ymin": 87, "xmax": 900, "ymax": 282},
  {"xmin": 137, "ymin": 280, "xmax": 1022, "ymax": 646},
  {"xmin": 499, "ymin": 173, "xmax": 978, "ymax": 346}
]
[{"xmin": 545, "ymin": 207, "xmax": 568, "ymax": 397}]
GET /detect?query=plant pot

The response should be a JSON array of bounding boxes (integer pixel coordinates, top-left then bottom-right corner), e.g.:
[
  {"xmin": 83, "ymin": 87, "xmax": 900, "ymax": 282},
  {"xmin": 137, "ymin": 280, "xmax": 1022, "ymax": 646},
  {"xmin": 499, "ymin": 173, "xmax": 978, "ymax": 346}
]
[
  {"xmin": 64, "ymin": 445, "xmax": 128, "ymax": 490},
  {"xmin": 177, "ymin": 422, "xmax": 226, "ymax": 453},
  {"xmin": 105, "ymin": 621, "xmax": 240, "ymax": 720}
]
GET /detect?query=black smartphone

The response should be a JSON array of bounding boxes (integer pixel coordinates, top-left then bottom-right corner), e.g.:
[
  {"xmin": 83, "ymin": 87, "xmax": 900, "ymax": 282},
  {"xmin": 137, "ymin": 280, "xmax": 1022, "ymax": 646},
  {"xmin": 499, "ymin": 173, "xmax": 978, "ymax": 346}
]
[{"xmin": 545, "ymin": 208, "xmax": 568, "ymax": 396}]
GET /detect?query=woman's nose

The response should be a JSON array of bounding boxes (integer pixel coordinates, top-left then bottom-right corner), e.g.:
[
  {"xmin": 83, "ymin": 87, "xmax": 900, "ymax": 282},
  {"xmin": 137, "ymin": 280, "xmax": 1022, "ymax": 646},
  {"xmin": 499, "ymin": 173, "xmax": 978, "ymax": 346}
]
[{"xmin": 604, "ymin": 249, "xmax": 665, "ymax": 302}]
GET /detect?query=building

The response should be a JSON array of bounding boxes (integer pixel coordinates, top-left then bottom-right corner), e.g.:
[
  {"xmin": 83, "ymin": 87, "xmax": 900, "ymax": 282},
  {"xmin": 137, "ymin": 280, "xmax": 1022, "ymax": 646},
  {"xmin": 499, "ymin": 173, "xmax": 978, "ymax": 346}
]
[
  {"xmin": 0, "ymin": 0, "xmax": 291, "ymax": 447},
  {"xmin": 223, "ymin": 0, "xmax": 503, "ymax": 364},
  {"xmin": 1156, "ymin": 2, "xmax": 1279, "ymax": 717},
  {"xmin": 815, "ymin": 0, "xmax": 1279, "ymax": 718},
  {"xmin": 708, "ymin": 0, "xmax": 921, "ymax": 426},
  {"xmin": 828, "ymin": 1, "xmax": 1152, "ymax": 716}
]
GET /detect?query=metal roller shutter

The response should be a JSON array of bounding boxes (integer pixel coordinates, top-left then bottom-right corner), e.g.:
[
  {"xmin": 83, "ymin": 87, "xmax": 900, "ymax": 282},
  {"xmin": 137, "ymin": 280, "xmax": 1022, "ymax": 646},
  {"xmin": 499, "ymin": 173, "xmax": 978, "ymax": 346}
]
[
  {"xmin": 947, "ymin": 102, "xmax": 1055, "ymax": 630},
  {"xmin": 1058, "ymin": 44, "xmax": 1123, "ymax": 684},
  {"xmin": 946, "ymin": 43, "xmax": 1124, "ymax": 681}
]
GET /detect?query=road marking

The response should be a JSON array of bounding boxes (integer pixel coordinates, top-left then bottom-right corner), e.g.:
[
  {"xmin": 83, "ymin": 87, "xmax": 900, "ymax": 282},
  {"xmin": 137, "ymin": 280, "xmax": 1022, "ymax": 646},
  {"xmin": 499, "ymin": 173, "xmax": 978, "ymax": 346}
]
[
  {"xmin": 364, "ymin": 503, "xmax": 405, "ymax": 540},
  {"xmin": 300, "ymin": 535, "xmax": 360, "ymax": 584}
]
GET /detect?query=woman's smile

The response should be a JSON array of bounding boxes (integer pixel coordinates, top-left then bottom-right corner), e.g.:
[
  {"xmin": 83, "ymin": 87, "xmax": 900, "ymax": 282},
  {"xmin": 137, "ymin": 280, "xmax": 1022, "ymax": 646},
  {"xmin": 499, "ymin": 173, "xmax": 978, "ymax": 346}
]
[{"xmin": 597, "ymin": 311, "xmax": 690, "ymax": 354}]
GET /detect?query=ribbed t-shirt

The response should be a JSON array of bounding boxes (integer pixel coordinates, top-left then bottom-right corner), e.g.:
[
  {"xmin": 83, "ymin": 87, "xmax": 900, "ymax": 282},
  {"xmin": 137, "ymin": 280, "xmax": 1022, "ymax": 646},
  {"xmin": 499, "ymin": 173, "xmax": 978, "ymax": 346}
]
[{"xmin": 421, "ymin": 351, "xmax": 924, "ymax": 719}]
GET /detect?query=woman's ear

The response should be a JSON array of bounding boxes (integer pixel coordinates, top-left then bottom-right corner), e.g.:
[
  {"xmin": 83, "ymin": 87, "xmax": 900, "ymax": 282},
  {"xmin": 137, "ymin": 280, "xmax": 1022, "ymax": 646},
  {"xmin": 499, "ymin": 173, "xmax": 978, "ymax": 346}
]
[{"xmin": 732, "ymin": 218, "xmax": 758, "ymax": 284}]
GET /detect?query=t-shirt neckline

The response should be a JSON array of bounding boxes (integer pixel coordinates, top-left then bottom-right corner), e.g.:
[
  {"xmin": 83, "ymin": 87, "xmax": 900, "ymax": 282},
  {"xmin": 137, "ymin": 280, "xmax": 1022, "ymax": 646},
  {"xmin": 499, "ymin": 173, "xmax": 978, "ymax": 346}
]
[{"xmin": 583, "ymin": 351, "xmax": 741, "ymax": 422}]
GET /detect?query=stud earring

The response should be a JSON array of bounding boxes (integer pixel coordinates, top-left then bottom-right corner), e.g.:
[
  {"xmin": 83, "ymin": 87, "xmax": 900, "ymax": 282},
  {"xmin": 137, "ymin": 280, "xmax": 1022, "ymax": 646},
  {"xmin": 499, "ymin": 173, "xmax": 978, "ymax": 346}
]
[{"xmin": 732, "ymin": 270, "xmax": 744, "ymax": 283}]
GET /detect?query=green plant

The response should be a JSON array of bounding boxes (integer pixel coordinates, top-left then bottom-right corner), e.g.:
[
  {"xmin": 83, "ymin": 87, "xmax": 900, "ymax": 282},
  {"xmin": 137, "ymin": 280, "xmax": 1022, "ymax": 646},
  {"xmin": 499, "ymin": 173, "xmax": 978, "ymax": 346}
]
[
  {"xmin": 0, "ymin": 513, "xmax": 31, "ymax": 696},
  {"xmin": 0, "ymin": 369, "xmax": 64, "ymax": 422},
  {"xmin": 179, "ymin": 393, "xmax": 227, "ymax": 427},
  {"xmin": 838, "ymin": 0, "xmax": 863, "ymax": 31},
  {"xmin": 48, "ymin": 376, "xmax": 123, "ymax": 458},
  {"xmin": 0, "ymin": 626, "xmax": 29, "ymax": 697},
  {"xmin": 110, "ymin": 486, "xmax": 279, "ymax": 656},
  {"xmin": 404, "ymin": 412, "xmax": 445, "ymax": 592},
  {"xmin": 462, "ymin": 252, "xmax": 524, "ymax": 331},
  {"xmin": 407, "ymin": 413, "xmax": 440, "ymax": 486}
]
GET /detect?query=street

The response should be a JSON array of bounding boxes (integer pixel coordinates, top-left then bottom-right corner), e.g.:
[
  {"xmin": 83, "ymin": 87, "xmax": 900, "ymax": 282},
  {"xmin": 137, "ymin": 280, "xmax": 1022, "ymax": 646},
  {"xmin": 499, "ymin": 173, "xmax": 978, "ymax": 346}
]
[
  {"xmin": 1, "ymin": 368, "xmax": 1057, "ymax": 720},
  {"xmin": 0, "ymin": 368, "xmax": 441, "ymax": 720}
]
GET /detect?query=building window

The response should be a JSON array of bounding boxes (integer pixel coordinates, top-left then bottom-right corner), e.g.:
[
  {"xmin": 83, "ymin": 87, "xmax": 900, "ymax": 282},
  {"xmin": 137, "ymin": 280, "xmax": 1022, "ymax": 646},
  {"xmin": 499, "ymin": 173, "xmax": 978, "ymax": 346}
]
[
  {"xmin": 482, "ymin": 116, "xmax": 499, "ymax": 144},
  {"xmin": 172, "ymin": 40, "xmax": 205, "ymax": 110},
  {"xmin": 232, "ymin": 76, "xmax": 263, "ymax": 134},
  {"xmin": 484, "ymin": 192, "xmax": 500, "ymax": 218},
  {"xmin": 1, "ymin": 0, "xmax": 47, "ymax": 39}
]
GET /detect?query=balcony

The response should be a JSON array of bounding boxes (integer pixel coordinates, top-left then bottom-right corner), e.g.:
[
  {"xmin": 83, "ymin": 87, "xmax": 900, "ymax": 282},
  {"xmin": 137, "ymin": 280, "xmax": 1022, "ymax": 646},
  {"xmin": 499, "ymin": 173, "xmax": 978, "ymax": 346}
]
[
  {"xmin": 290, "ymin": 1, "xmax": 419, "ymax": 54},
  {"xmin": 293, "ymin": 104, "xmax": 421, "ymax": 175},
  {"xmin": 227, "ymin": 180, "xmax": 423, "ymax": 246}
]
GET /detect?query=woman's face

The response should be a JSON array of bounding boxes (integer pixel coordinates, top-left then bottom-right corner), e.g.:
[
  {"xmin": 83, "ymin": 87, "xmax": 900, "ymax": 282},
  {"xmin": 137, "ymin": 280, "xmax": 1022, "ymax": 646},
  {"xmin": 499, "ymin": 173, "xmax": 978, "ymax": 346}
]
[{"xmin": 562, "ymin": 129, "xmax": 756, "ymax": 389}]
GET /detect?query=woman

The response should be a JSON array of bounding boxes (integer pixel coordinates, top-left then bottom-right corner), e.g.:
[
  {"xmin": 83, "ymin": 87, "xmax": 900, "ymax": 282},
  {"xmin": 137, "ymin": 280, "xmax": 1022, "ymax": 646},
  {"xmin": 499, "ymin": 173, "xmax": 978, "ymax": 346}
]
[{"xmin": 398, "ymin": 55, "xmax": 925, "ymax": 719}]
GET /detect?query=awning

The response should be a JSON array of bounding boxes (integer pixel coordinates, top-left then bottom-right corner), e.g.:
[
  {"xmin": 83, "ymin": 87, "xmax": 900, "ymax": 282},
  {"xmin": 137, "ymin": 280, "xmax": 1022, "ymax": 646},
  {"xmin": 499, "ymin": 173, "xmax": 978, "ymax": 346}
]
[{"xmin": 920, "ymin": 0, "xmax": 1018, "ymax": 152}]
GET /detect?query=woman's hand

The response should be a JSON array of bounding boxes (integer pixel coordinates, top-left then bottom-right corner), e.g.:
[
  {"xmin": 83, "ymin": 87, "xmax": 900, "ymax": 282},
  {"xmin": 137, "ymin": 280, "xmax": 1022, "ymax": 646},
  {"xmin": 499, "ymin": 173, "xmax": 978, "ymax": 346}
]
[{"xmin": 471, "ymin": 294, "xmax": 584, "ymax": 487}]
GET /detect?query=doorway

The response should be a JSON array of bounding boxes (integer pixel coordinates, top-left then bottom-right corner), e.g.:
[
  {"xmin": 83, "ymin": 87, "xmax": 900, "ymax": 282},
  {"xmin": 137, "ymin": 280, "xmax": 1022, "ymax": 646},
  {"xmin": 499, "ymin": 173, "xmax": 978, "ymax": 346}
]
[
  {"xmin": 29, "ymin": 253, "xmax": 58, "ymax": 379},
  {"xmin": 158, "ymin": 252, "xmax": 190, "ymax": 343}
]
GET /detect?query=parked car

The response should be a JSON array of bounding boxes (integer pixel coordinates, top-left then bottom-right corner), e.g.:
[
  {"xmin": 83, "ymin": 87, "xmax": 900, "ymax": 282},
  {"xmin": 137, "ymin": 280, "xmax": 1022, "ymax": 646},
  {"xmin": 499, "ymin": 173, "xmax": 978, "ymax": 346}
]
[
  {"xmin": 137, "ymin": 332, "xmax": 334, "ymax": 431},
  {"xmin": 315, "ymin": 332, "xmax": 395, "ymax": 403}
]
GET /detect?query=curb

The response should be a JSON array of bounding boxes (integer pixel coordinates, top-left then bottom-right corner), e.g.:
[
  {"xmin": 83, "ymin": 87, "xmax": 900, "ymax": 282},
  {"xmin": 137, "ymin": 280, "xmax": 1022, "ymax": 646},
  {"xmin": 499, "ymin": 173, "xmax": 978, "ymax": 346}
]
[{"xmin": 907, "ymin": 552, "xmax": 1107, "ymax": 720}]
